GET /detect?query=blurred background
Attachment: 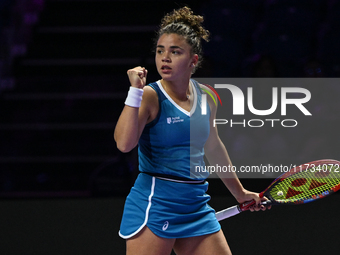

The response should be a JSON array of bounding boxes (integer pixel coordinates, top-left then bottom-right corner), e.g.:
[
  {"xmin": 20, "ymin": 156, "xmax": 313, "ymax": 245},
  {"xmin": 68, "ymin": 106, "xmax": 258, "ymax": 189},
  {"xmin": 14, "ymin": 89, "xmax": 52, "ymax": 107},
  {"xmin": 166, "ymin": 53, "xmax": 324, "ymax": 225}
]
[{"xmin": 0, "ymin": 0, "xmax": 339, "ymax": 254}]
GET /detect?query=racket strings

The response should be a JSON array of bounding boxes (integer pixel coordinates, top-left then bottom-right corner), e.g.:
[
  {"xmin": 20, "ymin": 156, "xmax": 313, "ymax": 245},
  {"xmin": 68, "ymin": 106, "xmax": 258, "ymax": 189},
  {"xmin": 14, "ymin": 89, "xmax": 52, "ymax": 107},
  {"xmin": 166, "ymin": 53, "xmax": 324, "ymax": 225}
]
[{"xmin": 269, "ymin": 169, "xmax": 340, "ymax": 203}]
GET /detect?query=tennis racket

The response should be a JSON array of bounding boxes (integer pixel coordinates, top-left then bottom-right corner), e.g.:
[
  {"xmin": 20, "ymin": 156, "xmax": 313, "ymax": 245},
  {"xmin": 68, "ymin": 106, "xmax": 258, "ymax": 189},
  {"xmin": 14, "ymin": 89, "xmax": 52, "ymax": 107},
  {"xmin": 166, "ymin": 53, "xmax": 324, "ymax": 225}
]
[{"xmin": 216, "ymin": 159, "xmax": 340, "ymax": 221}]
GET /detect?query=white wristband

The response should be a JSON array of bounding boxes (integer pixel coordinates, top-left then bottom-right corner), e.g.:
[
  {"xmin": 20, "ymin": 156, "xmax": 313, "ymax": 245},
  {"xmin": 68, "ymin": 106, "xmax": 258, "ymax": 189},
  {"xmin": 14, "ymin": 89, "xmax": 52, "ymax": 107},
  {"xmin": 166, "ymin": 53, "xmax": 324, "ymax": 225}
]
[{"xmin": 125, "ymin": 87, "xmax": 144, "ymax": 108}]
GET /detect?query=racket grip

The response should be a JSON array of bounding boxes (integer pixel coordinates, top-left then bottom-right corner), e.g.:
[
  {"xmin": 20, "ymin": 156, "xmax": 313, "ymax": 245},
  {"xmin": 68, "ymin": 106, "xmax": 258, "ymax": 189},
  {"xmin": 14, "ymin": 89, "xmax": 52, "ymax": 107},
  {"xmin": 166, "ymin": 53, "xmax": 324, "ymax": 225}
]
[
  {"xmin": 239, "ymin": 200, "xmax": 257, "ymax": 211},
  {"xmin": 215, "ymin": 205, "xmax": 242, "ymax": 221},
  {"xmin": 239, "ymin": 199, "xmax": 272, "ymax": 211},
  {"xmin": 238, "ymin": 192, "xmax": 267, "ymax": 211}
]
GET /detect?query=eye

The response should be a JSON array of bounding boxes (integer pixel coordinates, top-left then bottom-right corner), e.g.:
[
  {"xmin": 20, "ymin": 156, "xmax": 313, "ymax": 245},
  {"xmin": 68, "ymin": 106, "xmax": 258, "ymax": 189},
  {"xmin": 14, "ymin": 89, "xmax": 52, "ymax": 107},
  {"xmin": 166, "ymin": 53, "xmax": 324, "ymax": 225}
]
[
  {"xmin": 172, "ymin": 50, "xmax": 181, "ymax": 55},
  {"xmin": 156, "ymin": 49, "xmax": 163, "ymax": 54}
]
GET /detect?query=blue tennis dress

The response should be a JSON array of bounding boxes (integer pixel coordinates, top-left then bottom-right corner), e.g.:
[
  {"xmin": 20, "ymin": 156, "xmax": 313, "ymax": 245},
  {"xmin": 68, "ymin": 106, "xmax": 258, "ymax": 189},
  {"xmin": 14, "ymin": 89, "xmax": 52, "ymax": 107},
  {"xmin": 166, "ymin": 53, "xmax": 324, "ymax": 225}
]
[{"xmin": 119, "ymin": 79, "xmax": 220, "ymax": 239}]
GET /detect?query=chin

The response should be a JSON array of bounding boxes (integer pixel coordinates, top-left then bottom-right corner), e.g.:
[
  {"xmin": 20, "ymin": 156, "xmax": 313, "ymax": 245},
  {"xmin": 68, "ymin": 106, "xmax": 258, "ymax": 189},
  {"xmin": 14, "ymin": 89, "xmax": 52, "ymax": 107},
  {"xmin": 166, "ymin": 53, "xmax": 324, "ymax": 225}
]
[{"xmin": 159, "ymin": 73, "xmax": 173, "ymax": 81}]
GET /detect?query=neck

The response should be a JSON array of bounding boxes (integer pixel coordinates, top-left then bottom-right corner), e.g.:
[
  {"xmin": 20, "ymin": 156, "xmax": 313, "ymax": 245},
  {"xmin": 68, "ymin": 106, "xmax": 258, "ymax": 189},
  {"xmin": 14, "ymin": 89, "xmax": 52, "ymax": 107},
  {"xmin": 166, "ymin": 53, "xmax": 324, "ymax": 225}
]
[{"xmin": 161, "ymin": 78, "xmax": 191, "ymax": 101}]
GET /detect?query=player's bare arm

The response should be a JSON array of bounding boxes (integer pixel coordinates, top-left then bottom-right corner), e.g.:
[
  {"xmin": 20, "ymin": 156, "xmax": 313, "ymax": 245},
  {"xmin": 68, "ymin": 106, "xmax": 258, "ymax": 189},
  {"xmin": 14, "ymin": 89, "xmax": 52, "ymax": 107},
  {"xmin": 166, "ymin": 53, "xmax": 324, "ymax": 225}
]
[{"xmin": 114, "ymin": 67, "xmax": 158, "ymax": 152}]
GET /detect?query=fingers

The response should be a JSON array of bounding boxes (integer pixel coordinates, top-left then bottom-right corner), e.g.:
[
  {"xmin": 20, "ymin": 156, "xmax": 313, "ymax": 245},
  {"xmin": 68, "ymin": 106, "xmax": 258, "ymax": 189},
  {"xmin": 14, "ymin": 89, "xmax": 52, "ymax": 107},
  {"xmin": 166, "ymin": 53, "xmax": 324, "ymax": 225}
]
[
  {"xmin": 261, "ymin": 196, "xmax": 272, "ymax": 210},
  {"xmin": 135, "ymin": 67, "xmax": 148, "ymax": 78},
  {"xmin": 248, "ymin": 194, "xmax": 261, "ymax": 212},
  {"xmin": 127, "ymin": 66, "xmax": 147, "ymax": 78},
  {"xmin": 249, "ymin": 196, "xmax": 271, "ymax": 212},
  {"xmin": 236, "ymin": 190, "xmax": 271, "ymax": 213},
  {"xmin": 249, "ymin": 204, "xmax": 266, "ymax": 212},
  {"xmin": 127, "ymin": 66, "xmax": 148, "ymax": 88},
  {"xmin": 139, "ymin": 67, "xmax": 148, "ymax": 78}
]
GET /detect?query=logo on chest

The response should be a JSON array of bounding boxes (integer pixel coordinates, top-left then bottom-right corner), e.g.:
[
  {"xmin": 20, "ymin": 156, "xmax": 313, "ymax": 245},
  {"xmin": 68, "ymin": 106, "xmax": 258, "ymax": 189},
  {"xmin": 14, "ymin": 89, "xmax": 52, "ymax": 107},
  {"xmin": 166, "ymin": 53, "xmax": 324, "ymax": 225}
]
[{"xmin": 167, "ymin": 116, "xmax": 185, "ymax": 124}]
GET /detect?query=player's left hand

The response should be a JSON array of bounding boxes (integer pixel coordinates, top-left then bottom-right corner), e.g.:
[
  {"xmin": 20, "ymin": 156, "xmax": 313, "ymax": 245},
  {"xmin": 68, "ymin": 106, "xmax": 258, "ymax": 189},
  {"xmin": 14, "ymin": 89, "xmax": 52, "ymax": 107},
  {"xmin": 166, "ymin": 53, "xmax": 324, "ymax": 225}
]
[{"xmin": 236, "ymin": 189, "xmax": 272, "ymax": 212}]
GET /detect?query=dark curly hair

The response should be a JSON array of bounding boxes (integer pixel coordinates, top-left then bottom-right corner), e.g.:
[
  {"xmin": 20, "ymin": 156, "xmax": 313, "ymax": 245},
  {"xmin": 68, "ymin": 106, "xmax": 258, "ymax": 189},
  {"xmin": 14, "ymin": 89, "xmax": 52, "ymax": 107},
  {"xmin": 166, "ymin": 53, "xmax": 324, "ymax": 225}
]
[{"xmin": 156, "ymin": 6, "xmax": 210, "ymax": 73}]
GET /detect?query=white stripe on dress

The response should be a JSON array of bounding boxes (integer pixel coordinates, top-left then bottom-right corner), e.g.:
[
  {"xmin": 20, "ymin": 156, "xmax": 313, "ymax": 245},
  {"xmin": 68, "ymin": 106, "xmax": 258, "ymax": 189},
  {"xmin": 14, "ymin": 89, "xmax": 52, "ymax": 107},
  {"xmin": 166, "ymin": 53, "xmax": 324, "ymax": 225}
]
[{"xmin": 119, "ymin": 177, "xmax": 155, "ymax": 239}]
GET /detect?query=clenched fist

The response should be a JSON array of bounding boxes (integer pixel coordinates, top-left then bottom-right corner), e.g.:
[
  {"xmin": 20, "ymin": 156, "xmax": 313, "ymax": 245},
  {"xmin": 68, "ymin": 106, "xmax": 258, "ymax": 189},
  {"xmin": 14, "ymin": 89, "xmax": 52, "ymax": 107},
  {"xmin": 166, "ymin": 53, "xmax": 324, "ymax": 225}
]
[{"xmin": 127, "ymin": 66, "xmax": 148, "ymax": 89}]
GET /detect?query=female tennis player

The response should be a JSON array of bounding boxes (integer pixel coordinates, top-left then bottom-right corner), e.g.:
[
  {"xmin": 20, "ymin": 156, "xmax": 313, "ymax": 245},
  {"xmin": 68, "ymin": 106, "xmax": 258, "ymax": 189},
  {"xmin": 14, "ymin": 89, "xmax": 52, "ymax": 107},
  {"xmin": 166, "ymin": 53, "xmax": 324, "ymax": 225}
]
[{"xmin": 114, "ymin": 7, "xmax": 269, "ymax": 255}]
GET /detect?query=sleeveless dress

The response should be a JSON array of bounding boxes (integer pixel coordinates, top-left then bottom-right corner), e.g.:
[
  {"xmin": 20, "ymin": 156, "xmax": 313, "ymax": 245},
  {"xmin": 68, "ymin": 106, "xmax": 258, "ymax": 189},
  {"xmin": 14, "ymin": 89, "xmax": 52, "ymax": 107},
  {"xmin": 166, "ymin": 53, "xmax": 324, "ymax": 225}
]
[{"xmin": 119, "ymin": 79, "xmax": 220, "ymax": 239}]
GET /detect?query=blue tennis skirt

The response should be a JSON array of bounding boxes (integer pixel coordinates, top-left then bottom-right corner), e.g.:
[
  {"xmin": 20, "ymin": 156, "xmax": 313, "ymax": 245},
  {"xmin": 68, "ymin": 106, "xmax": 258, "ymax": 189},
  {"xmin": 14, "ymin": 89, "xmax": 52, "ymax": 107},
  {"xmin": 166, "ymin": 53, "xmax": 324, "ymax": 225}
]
[{"xmin": 119, "ymin": 173, "xmax": 220, "ymax": 239}]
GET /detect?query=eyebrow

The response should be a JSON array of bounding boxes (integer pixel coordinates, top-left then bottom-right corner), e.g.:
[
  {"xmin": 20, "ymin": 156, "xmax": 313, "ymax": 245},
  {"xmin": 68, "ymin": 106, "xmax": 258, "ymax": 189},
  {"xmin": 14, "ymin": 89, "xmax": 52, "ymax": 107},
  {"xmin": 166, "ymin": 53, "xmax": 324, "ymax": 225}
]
[{"xmin": 156, "ymin": 45, "xmax": 184, "ymax": 50}]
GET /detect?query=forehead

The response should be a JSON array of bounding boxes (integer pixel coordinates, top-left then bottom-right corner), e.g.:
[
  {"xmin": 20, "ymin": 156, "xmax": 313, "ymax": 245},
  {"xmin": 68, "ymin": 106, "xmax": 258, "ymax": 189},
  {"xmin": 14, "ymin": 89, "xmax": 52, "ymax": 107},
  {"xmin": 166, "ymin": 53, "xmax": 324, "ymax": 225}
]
[{"xmin": 157, "ymin": 33, "xmax": 190, "ymax": 48}]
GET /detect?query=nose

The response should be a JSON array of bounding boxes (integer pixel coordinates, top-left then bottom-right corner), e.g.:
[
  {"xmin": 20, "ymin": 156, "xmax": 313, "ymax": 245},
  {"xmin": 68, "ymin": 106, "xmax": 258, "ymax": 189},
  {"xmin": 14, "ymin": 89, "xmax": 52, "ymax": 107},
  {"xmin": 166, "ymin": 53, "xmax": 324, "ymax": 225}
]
[{"xmin": 162, "ymin": 52, "xmax": 171, "ymax": 62}]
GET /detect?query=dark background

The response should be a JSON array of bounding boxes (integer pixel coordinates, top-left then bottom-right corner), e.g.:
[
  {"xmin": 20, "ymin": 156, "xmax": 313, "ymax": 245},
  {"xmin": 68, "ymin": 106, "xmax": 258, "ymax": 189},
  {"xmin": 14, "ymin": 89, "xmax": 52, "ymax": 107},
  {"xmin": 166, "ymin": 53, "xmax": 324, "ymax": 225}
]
[{"xmin": 0, "ymin": 0, "xmax": 339, "ymax": 254}]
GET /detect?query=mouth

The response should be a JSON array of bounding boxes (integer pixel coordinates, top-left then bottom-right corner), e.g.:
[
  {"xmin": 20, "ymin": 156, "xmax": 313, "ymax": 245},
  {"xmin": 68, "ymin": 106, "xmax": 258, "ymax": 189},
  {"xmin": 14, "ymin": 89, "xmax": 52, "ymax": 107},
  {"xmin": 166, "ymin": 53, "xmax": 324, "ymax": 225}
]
[
  {"xmin": 161, "ymin": 65, "xmax": 172, "ymax": 70},
  {"xmin": 160, "ymin": 65, "xmax": 172, "ymax": 74}
]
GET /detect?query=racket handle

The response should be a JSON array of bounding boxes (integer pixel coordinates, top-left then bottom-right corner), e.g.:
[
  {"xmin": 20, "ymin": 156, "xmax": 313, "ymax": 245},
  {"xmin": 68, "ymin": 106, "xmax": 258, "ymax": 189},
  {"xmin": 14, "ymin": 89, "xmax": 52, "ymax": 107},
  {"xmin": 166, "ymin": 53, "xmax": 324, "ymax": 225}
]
[
  {"xmin": 238, "ymin": 192, "xmax": 265, "ymax": 212},
  {"xmin": 216, "ymin": 201, "xmax": 272, "ymax": 221},
  {"xmin": 239, "ymin": 199, "xmax": 272, "ymax": 211},
  {"xmin": 215, "ymin": 205, "xmax": 242, "ymax": 221},
  {"xmin": 239, "ymin": 199, "xmax": 257, "ymax": 211}
]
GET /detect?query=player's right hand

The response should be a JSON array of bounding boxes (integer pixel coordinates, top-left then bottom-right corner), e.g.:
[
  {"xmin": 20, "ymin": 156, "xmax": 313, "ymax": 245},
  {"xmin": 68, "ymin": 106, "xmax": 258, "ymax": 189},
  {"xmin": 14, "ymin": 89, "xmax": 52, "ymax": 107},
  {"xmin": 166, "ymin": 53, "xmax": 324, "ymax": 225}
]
[{"xmin": 127, "ymin": 66, "xmax": 148, "ymax": 89}]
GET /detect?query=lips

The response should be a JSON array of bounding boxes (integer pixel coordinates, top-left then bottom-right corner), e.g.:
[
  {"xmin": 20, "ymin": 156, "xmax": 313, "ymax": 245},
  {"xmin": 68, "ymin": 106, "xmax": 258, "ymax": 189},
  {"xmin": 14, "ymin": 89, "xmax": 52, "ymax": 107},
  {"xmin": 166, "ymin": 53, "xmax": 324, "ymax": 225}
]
[
  {"xmin": 161, "ymin": 65, "xmax": 172, "ymax": 70},
  {"xmin": 161, "ymin": 65, "xmax": 172, "ymax": 74}
]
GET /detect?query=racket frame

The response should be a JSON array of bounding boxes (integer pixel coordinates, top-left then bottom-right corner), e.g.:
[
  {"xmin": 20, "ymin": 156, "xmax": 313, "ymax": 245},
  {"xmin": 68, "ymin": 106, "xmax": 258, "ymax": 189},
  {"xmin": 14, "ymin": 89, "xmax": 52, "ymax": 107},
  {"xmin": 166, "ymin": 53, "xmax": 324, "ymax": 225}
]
[{"xmin": 215, "ymin": 159, "xmax": 340, "ymax": 221}]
